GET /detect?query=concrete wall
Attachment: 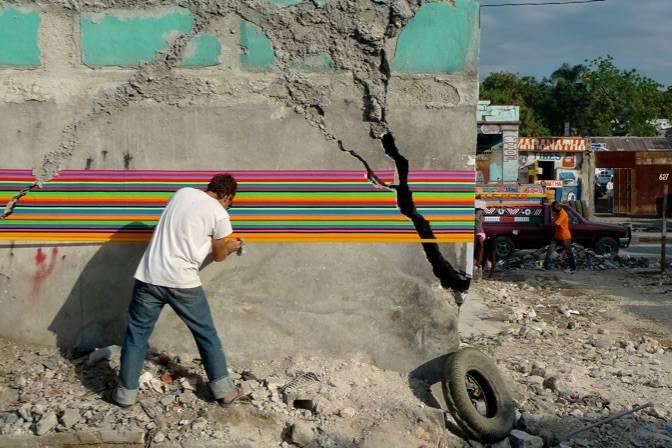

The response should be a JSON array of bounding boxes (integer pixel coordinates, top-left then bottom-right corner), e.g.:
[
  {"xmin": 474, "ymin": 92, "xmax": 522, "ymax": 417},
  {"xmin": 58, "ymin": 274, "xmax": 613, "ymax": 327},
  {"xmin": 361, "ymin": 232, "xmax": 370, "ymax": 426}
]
[{"xmin": 0, "ymin": 0, "xmax": 480, "ymax": 373}]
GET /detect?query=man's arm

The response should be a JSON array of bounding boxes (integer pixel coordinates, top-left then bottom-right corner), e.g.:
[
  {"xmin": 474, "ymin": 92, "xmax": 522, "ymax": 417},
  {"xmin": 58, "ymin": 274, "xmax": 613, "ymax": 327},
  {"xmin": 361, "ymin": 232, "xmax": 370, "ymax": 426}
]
[{"xmin": 212, "ymin": 237, "xmax": 242, "ymax": 262}]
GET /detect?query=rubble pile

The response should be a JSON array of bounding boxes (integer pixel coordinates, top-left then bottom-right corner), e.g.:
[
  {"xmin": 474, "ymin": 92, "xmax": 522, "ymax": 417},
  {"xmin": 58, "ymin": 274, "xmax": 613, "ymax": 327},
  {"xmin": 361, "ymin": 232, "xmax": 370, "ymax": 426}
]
[
  {"xmin": 469, "ymin": 277, "xmax": 672, "ymax": 448},
  {"xmin": 0, "ymin": 341, "xmax": 459, "ymax": 447},
  {"xmin": 1, "ymin": 272, "xmax": 671, "ymax": 447},
  {"xmin": 496, "ymin": 244, "xmax": 650, "ymax": 271}
]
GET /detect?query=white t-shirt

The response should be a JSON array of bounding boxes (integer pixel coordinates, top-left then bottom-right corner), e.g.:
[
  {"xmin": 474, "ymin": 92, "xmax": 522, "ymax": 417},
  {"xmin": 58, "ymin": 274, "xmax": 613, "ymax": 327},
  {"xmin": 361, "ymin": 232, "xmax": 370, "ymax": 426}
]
[{"xmin": 135, "ymin": 188, "xmax": 233, "ymax": 288}]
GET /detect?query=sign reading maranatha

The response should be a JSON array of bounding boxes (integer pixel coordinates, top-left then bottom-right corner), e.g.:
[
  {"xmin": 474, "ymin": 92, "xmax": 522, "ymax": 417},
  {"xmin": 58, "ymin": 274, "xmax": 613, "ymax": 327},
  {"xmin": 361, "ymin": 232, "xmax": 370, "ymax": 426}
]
[{"xmin": 518, "ymin": 137, "xmax": 589, "ymax": 152}]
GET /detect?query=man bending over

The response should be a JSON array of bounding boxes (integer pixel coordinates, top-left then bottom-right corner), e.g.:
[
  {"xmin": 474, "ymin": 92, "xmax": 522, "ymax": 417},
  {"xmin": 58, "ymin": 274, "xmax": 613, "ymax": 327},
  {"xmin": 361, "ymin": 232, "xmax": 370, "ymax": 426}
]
[{"xmin": 109, "ymin": 173, "xmax": 244, "ymax": 408}]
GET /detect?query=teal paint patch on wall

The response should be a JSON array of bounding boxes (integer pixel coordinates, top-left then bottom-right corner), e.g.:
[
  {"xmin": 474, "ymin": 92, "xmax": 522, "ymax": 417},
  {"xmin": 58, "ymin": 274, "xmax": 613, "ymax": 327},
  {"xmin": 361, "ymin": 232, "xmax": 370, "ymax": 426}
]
[
  {"xmin": 391, "ymin": 0, "xmax": 479, "ymax": 73},
  {"xmin": 292, "ymin": 52, "xmax": 333, "ymax": 72},
  {"xmin": 182, "ymin": 35, "xmax": 221, "ymax": 66},
  {"xmin": 239, "ymin": 20, "xmax": 275, "ymax": 71},
  {"xmin": 81, "ymin": 9, "xmax": 194, "ymax": 66},
  {"xmin": 265, "ymin": 0, "xmax": 302, "ymax": 5},
  {"xmin": 0, "ymin": 6, "xmax": 41, "ymax": 66}
]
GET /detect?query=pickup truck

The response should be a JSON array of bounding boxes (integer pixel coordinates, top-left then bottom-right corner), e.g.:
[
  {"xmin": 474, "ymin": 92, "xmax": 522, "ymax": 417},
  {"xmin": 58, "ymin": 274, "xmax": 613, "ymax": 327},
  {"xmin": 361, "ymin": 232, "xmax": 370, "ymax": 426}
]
[{"xmin": 483, "ymin": 204, "xmax": 631, "ymax": 259}]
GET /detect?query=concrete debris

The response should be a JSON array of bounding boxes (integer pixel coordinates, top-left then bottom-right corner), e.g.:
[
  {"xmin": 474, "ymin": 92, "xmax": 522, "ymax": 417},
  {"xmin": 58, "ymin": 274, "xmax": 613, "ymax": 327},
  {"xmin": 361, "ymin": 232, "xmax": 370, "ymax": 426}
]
[
  {"xmin": 509, "ymin": 429, "xmax": 543, "ymax": 448},
  {"xmin": 35, "ymin": 411, "xmax": 58, "ymax": 436},
  {"xmin": 153, "ymin": 431, "xmax": 166, "ymax": 443},
  {"xmin": 496, "ymin": 244, "xmax": 650, "ymax": 271},
  {"xmin": 59, "ymin": 409, "xmax": 80, "ymax": 428},
  {"xmin": 1, "ymin": 271, "xmax": 670, "ymax": 447},
  {"xmin": 291, "ymin": 421, "xmax": 316, "ymax": 447},
  {"xmin": 466, "ymin": 271, "xmax": 672, "ymax": 448}
]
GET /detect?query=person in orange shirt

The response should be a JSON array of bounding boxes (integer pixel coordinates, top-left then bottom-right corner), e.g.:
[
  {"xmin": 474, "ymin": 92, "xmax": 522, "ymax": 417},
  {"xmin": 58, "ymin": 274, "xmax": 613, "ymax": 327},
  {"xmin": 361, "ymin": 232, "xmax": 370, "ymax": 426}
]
[{"xmin": 543, "ymin": 201, "xmax": 576, "ymax": 273}]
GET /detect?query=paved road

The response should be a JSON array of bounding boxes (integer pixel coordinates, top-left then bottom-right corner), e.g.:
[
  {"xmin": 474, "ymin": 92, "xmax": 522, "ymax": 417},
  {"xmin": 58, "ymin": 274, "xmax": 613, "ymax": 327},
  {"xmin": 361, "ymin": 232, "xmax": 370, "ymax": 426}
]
[{"xmin": 622, "ymin": 242, "xmax": 672, "ymax": 259}]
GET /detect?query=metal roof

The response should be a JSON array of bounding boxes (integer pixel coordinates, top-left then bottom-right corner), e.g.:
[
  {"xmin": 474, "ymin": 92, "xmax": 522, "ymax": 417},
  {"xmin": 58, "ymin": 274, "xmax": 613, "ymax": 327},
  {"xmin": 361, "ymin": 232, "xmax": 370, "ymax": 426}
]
[{"xmin": 591, "ymin": 137, "xmax": 672, "ymax": 152}]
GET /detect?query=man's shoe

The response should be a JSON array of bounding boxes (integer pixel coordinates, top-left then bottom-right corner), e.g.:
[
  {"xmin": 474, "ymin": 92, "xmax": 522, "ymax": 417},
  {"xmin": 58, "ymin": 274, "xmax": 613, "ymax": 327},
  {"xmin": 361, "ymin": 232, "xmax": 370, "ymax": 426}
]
[
  {"xmin": 563, "ymin": 268, "xmax": 576, "ymax": 274},
  {"xmin": 217, "ymin": 388, "xmax": 252, "ymax": 409},
  {"xmin": 103, "ymin": 389, "xmax": 133, "ymax": 409}
]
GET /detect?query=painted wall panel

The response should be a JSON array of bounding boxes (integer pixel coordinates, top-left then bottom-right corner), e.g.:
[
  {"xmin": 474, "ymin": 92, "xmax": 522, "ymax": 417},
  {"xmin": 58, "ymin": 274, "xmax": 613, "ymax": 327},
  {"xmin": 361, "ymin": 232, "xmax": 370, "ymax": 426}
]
[
  {"xmin": 81, "ymin": 9, "xmax": 194, "ymax": 66},
  {"xmin": 239, "ymin": 20, "xmax": 275, "ymax": 71},
  {"xmin": 182, "ymin": 34, "xmax": 221, "ymax": 66},
  {"xmin": 292, "ymin": 52, "xmax": 334, "ymax": 72},
  {"xmin": 391, "ymin": 0, "xmax": 479, "ymax": 73},
  {"xmin": 266, "ymin": 0, "xmax": 302, "ymax": 5},
  {"xmin": 0, "ymin": 6, "xmax": 41, "ymax": 66}
]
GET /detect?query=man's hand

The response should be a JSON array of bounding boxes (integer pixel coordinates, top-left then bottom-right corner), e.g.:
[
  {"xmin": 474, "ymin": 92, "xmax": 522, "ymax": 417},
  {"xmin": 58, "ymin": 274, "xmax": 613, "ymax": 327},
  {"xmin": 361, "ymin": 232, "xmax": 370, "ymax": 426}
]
[{"xmin": 212, "ymin": 237, "xmax": 243, "ymax": 262}]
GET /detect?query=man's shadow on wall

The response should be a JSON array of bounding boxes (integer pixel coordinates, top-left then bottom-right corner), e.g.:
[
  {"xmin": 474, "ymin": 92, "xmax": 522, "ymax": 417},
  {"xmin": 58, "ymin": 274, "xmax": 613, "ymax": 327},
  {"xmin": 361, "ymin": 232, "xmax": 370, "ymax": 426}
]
[{"xmin": 48, "ymin": 223, "xmax": 148, "ymax": 394}]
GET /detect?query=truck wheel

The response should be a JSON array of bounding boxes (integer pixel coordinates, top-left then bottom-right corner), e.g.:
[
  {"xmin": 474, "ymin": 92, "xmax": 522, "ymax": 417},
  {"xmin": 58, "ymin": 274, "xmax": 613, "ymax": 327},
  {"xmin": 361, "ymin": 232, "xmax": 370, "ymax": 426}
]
[
  {"xmin": 492, "ymin": 236, "xmax": 515, "ymax": 259},
  {"xmin": 442, "ymin": 348, "xmax": 515, "ymax": 443},
  {"xmin": 594, "ymin": 237, "xmax": 618, "ymax": 255}
]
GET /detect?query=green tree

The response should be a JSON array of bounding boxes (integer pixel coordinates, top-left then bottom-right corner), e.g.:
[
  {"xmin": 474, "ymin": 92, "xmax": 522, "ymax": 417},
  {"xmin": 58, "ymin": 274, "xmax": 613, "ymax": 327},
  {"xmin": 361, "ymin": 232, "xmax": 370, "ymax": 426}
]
[
  {"xmin": 583, "ymin": 56, "xmax": 662, "ymax": 136},
  {"xmin": 480, "ymin": 57, "xmax": 670, "ymax": 137},
  {"xmin": 546, "ymin": 63, "xmax": 590, "ymax": 135}
]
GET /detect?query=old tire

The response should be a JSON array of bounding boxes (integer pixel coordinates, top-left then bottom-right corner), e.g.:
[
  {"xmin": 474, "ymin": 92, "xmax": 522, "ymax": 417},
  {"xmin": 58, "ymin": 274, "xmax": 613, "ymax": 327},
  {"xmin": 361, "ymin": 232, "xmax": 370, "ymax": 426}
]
[
  {"xmin": 492, "ymin": 236, "xmax": 515, "ymax": 259},
  {"xmin": 594, "ymin": 236, "xmax": 619, "ymax": 255},
  {"xmin": 442, "ymin": 348, "xmax": 515, "ymax": 443}
]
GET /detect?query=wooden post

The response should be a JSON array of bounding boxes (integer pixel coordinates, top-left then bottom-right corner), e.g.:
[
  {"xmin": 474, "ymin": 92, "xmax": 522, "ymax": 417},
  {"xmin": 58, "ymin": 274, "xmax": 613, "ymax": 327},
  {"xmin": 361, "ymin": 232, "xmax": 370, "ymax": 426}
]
[{"xmin": 662, "ymin": 184, "xmax": 668, "ymax": 274}]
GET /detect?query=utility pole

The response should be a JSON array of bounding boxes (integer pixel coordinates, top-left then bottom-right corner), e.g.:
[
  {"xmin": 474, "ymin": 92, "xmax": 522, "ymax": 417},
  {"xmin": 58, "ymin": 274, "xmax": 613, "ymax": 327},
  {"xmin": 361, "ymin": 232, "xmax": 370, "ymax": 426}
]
[{"xmin": 662, "ymin": 183, "xmax": 668, "ymax": 274}]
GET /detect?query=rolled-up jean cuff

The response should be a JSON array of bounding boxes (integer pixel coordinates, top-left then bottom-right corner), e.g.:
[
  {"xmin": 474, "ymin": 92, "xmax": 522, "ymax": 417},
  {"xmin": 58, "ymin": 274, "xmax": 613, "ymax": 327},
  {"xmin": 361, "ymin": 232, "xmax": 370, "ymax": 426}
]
[
  {"xmin": 114, "ymin": 385, "xmax": 138, "ymax": 406},
  {"xmin": 210, "ymin": 375, "xmax": 235, "ymax": 399}
]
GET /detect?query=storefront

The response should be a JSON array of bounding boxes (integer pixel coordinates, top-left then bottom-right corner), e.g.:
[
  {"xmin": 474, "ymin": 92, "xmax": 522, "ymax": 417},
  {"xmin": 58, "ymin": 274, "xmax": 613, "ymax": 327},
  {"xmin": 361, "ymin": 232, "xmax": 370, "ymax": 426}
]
[
  {"xmin": 517, "ymin": 137, "xmax": 589, "ymax": 202},
  {"xmin": 592, "ymin": 137, "xmax": 672, "ymax": 216},
  {"xmin": 476, "ymin": 101, "xmax": 520, "ymax": 183},
  {"xmin": 475, "ymin": 183, "xmax": 552, "ymax": 224}
]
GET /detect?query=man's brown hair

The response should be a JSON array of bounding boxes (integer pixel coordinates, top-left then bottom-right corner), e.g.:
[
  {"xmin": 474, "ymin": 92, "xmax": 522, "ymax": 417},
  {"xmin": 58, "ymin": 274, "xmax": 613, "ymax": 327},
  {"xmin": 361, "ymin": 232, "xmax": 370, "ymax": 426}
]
[{"xmin": 206, "ymin": 173, "xmax": 237, "ymax": 199}]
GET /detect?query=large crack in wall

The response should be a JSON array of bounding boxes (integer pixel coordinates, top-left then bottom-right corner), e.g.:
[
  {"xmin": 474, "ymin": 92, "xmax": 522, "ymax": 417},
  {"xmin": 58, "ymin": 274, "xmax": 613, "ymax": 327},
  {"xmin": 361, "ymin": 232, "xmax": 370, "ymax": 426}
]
[{"xmin": 1, "ymin": 0, "xmax": 470, "ymax": 295}]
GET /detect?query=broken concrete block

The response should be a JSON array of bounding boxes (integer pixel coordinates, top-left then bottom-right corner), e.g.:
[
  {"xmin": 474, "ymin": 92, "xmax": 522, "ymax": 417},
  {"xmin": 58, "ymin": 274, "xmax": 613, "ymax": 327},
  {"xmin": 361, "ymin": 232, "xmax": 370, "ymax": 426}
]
[
  {"xmin": 526, "ymin": 375, "xmax": 544, "ymax": 386},
  {"xmin": 491, "ymin": 438, "xmax": 512, "ymax": 448},
  {"xmin": 35, "ymin": 411, "xmax": 58, "ymax": 435},
  {"xmin": 510, "ymin": 429, "xmax": 544, "ymax": 448},
  {"xmin": 31, "ymin": 405, "xmax": 46, "ymax": 416},
  {"xmin": 240, "ymin": 379, "xmax": 259, "ymax": 396},
  {"xmin": 59, "ymin": 409, "xmax": 80, "ymax": 428},
  {"xmin": 17, "ymin": 404, "xmax": 31, "ymax": 422},
  {"xmin": 138, "ymin": 371, "xmax": 154, "ymax": 390},
  {"xmin": 291, "ymin": 422, "xmax": 315, "ymax": 447},
  {"xmin": 99, "ymin": 431, "xmax": 145, "ymax": 444},
  {"xmin": 178, "ymin": 377, "xmax": 196, "ymax": 391},
  {"xmin": 3, "ymin": 414, "xmax": 18, "ymax": 425}
]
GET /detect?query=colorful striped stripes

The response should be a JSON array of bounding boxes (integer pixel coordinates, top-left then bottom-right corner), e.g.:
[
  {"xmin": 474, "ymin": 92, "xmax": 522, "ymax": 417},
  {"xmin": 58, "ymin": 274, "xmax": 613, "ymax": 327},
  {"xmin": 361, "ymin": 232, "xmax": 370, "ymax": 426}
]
[{"xmin": 0, "ymin": 170, "xmax": 475, "ymax": 243}]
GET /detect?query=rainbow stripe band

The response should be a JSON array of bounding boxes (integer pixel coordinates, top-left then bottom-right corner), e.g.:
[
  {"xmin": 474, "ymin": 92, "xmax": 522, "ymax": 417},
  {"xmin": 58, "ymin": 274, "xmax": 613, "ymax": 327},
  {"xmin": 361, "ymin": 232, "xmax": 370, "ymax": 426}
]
[{"xmin": 0, "ymin": 170, "xmax": 475, "ymax": 243}]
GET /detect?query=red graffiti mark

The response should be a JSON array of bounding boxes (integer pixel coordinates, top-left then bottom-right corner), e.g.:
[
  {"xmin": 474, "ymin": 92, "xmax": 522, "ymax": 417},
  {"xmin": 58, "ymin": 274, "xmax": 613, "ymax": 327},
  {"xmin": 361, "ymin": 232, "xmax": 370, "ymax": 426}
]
[
  {"xmin": 35, "ymin": 248, "xmax": 47, "ymax": 264},
  {"xmin": 32, "ymin": 247, "xmax": 58, "ymax": 297}
]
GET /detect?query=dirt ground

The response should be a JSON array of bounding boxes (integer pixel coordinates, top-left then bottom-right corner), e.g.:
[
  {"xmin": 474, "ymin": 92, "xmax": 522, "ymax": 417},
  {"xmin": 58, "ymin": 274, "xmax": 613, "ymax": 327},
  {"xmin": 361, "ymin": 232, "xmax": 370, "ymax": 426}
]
[{"xmin": 1, "ymin": 267, "xmax": 671, "ymax": 448}]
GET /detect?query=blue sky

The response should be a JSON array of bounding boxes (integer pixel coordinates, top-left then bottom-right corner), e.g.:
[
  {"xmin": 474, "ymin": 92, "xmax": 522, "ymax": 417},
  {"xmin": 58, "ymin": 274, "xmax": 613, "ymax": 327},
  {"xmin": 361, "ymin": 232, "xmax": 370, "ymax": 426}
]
[{"xmin": 479, "ymin": 0, "xmax": 672, "ymax": 86}]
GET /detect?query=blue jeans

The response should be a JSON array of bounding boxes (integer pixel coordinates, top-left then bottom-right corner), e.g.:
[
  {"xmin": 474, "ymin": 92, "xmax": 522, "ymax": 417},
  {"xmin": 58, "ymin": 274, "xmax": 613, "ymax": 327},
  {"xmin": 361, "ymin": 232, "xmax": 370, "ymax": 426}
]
[{"xmin": 114, "ymin": 280, "xmax": 234, "ymax": 405}]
